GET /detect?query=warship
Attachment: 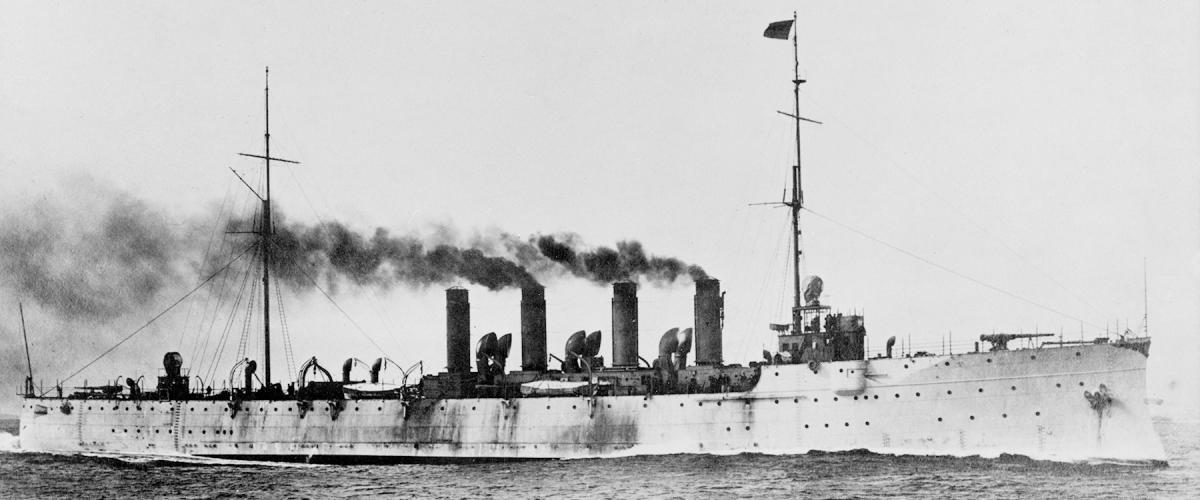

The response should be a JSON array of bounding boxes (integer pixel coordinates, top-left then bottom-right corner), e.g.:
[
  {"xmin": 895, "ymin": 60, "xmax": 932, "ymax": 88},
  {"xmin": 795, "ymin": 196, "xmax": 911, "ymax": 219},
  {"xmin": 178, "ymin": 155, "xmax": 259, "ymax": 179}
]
[{"xmin": 16, "ymin": 18, "xmax": 1167, "ymax": 464}]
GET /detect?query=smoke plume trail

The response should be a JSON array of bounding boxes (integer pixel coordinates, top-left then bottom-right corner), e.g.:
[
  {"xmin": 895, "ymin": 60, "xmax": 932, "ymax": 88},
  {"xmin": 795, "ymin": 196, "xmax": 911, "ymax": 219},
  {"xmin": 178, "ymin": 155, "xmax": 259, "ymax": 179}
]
[
  {"xmin": 0, "ymin": 191, "xmax": 194, "ymax": 322},
  {"xmin": 252, "ymin": 215, "xmax": 708, "ymax": 291}
]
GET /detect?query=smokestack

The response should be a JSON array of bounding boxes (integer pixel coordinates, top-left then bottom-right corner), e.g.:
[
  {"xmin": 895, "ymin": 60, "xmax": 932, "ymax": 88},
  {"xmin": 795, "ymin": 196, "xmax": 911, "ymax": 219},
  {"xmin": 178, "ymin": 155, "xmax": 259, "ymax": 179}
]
[
  {"xmin": 520, "ymin": 285, "xmax": 548, "ymax": 371},
  {"xmin": 611, "ymin": 281, "xmax": 639, "ymax": 367},
  {"xmin": 694, "ymin": 278, "xmax": 723, "ymax": 365},
  {"xmin": 446, "ymin": 288, "xmax": 471, "ymax": 373}
]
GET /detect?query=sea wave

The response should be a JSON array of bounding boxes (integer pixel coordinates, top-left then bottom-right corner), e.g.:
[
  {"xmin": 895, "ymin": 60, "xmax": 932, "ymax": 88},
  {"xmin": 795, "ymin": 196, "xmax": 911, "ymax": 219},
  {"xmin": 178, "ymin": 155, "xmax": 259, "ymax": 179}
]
[{"xmin": 0, "ymin": 432, "xmax": 18, "ymax": 452}]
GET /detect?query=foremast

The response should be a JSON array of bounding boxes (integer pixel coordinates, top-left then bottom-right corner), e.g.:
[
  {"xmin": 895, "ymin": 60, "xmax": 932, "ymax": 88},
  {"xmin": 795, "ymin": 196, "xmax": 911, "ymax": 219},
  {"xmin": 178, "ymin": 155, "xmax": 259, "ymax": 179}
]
[{"xmin": 237, "ymin": 67, "xmax": 298, "ymax": 389}]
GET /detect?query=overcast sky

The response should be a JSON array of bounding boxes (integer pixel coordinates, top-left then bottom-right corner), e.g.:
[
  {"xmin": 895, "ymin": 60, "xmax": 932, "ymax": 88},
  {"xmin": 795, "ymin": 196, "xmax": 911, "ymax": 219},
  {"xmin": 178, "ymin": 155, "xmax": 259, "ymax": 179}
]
[{"xmin": 1, "ymin": 1, "xmax": 1196, "ymax": 417}]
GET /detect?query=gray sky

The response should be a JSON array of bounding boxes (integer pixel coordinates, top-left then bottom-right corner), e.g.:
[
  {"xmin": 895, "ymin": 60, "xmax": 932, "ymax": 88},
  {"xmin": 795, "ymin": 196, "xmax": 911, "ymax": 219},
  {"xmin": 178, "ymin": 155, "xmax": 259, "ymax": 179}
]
[{"xmin": 1, "ymin": 1, "xmax": 1197, "ymax": 416}]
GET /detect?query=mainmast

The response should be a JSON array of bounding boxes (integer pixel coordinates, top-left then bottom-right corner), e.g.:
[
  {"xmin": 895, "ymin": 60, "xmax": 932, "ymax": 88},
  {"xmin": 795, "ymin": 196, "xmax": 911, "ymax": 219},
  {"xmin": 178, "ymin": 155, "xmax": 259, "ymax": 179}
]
[
  {"xmin": 761, "ymin": 14, "xmax": 818, "ymax": 336},
  {"xmin": 788, "ymin": 11, "xmax": 804, "ymax": 324},
  {"xmin": 262, "ymin": 68, "xmax": 272, "ymax": 387},
  {"xmin": 238, "ymin": 67, "xmax": 299, "ymax": 390}
]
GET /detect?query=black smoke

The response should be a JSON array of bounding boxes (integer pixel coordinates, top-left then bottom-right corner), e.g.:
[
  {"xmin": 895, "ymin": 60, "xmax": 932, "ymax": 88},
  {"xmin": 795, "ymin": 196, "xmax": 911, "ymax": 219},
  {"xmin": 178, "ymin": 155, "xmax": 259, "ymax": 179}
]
[
  {"xmin": 0, "ymin": 192, "xmax": 192, "ymax": 322},
  {"xmin": 247, "ymin": 215, "xmax": 708, "ymax": 292},
  {"xmin": 535, "ymin": 234, "xmax": 708, "ymax": 285}
]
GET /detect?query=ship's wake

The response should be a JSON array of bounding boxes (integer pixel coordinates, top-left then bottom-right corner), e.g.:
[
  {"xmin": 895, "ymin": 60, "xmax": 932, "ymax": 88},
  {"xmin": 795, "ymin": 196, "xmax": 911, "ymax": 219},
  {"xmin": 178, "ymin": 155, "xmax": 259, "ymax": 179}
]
[{"xmin": 0, "ymin": 433, "xmax": 318, "ymax": 468}]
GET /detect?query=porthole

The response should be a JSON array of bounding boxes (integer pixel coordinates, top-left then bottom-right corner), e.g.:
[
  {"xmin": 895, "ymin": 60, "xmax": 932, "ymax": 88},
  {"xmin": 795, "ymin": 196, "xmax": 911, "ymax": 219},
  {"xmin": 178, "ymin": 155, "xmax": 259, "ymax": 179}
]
[
  {"xmin": 894, "ymin": 394, "xmax": 900, "ymax": 398},
  {"xmin": 1002, "ymin": 413, "xmax": 1008, "ymax": 418},
  {"xmin": 202, "ymin": 430, "xmax": 206, "ymax": 434},
  {"xmin": 698, "ymin": 402, "xmax": 703, "ymax": 407},
  {"xmin": 986, "ymin": 358, "xmax": 992, "ymax": 363},
  {"xmin": 839, "ymin": 368, "xmax": 844, "ymax": 373},
  {"xmin": 546, "ymin": 406, "xmax": 551, "ymax": 410},
  {"xmin": 824, "ymin": 423, "xmax": 829, "ymax": 428},
  {"xmin": 607, "ymin": 404, "xmax": 612, "ymax": 409},
  {"xmin": 873, "ymin": 395, "xmax": 879, "ymax": 400},
  {"xmin": 726, "ymin": 427, "xmax": 731, "ymax": 432},
  {"xmin": 794, "ymin": 398, "xmax": 799, "ymax": 403},
  {"xmin": 1035, "ymin": 411, "xmax": 1041, "ymax": 416},
  {"xmin": 833, "ymin": 397, "xmax": 839, "ymax": 402},
  {"xmin": 111, "ymin": 429, "xmax": 115, "ymax": 433},
  {"xmin": 745, "ymin": 426, "xmax": 751, "ymax": 431},
  {"xmin": 774, "ymin": 372, "xmax": 779, "ymax": 377},
  {"xmin": 947, "ymin": 390, "xmax": 953, "ymax": 395},
  {"xmin": 188, "ymin": 430, "xmax": 192, "ymax": 434},
  {"xmin": 1011, "ymin": 386, "xmax": 1017, "ymax": 391},
  {"xmin": 88, "ymin": 406, "xmax": 92, "ymax": 410},
  {"xmin": 681, "ymin": 403, "xmax": 685, "ymax": 407},
  {"xmin": 203, "ymin": 408, "xmax": 207, "ymax": 412},
  {"xmin": 774, "ymin": 399, "xmax": 779, "ymax": 404},
  {"xmin": 1075, "ymin": 352, "xmax": 1081, "ymax": 357},
  {"xmin": 844, "ymin": 422, "xmax": 849, "ymax": 427},
  {"xmin": 643, "ymin": 404, "xmax": 648, "ymax": 408},
  {"xmin": 937, "ymin": 417, "xmax": 943, "ymax": 422},
  {"xmin": 472, "ymin": 406, "xmax": 476, "ymax": 411},
  {"xmin": 136, "ymin": 429, "xmax": 140, "ymax": 433},
  {"xmin": 814, "ymin": 398, "xmax": 819, "ymax": 403},
  {"xmin": 1079, "ymin": 382, "xmax": 1085, "ymax": 387},
  {"xmin": 916, "ymin": 392, "xmax": 921, "ymax": 397},
  {"xmin": 853, "ymin": 396, "xmax": 858, "ymax": 401},
  {"xmin": 978, "ymin": 388, "xmax": 983, "ymax": 393},
  {"xmin": 123, "ymin": 429, "xmax": 128, "ymax": 433},
  {"xmin": 969, "ymin": 416, "xmax": 975, "ymax": 420},
  {"xmin": 903, "ymin": 364, "xmax": 908, "ymax": 369},
  {"xmin": 155, "ymin": 430, "xmax": 159, "ymax": 433},
  {"xmin": 1031, "ymin": 355, "xmax": 1037, "ymax": 360},
  {"xmin": 944, "ymin": 361, "xmax": 950, "ymax": 366},
  {"xmin": 804, "ymin": 424, "xmax": 809, "ymax": 429},
  {"xmin": 274, "ymin": 408, "xmax": 278, "ymax": 412},
  {"xmin": 571, "ymin": 405, "xmax": 576, "ymax": 410},
  {"xmin": 717, "ymin": 402, "xmax": 722, "ymax": 406},
  {"xmin": 1056, "ymin": 383, "xmax": 1061, "ymax": 388},
  {"xmin": 865, "ymin": 421, "xmax": 870, "ymax": 426}
]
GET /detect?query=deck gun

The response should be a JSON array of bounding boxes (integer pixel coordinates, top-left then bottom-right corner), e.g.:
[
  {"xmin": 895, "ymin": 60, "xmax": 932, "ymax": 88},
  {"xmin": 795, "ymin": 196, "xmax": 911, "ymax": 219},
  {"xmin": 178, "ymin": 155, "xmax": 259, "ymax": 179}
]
[{"xmin": 978, "ymin": 333, "xmax": 1054, "ymax": 351}]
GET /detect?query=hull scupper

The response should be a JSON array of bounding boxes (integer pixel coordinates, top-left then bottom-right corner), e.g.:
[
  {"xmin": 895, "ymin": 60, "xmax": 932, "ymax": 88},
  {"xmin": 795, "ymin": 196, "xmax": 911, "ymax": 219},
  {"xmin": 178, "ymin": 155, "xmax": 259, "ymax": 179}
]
[{"xmin": 19, "ymin": 343, "xmax": 1165, "ymax": 463}]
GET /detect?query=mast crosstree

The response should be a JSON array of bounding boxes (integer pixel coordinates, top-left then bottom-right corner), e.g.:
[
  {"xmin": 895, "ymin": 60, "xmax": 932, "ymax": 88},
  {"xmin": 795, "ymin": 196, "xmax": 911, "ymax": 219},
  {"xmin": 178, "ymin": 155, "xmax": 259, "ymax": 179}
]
[
  {"xmin": 237, "ymin": 67, "xmax": 299, "ymax": 388},
  {"xmin": 759, "ymin": 13, "xmax": 821, "ymax": 335}
]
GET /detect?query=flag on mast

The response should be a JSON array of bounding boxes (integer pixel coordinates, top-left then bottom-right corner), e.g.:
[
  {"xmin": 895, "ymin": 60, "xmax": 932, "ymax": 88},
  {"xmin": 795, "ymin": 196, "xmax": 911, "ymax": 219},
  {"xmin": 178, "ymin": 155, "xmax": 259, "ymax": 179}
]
[{"xmin": 763, "ymin": 20, "xmax": 794, "ymax": 40}]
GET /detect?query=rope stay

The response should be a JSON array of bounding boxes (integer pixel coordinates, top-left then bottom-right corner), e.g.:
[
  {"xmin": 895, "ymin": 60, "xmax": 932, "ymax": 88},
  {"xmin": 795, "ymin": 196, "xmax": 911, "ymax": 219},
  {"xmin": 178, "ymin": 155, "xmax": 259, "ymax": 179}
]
[
  {"xmin": 803, "ymin": 207, "xmax": 1105, "ymax": 331},
  {"xmin": 42, "ymin": 243, "xmax": 255, "ymax": 396}
]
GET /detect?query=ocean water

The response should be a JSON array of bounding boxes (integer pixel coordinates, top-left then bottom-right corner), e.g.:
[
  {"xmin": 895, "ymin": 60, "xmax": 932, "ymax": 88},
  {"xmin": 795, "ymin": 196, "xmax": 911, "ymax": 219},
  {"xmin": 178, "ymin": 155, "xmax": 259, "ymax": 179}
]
[{"xmin": 0, "ymin": 419, "xmax": 1195, "ymax": 499}]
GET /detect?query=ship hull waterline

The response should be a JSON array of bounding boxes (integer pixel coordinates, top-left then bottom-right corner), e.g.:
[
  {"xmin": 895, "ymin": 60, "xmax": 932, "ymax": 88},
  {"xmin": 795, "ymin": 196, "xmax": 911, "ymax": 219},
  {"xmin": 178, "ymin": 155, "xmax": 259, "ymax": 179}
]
[{"xmin": 17, "ymin": 344, "xmax": 1167, "ymax": 465}]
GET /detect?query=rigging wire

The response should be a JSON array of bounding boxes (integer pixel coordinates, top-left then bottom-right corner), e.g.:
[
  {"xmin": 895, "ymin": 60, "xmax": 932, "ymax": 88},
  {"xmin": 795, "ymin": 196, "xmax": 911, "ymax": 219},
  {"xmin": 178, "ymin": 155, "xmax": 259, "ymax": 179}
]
[
  {"xmin": 275, "ymin": 274, "xmax": 297, "ymax": 380},
  {"xmin": 42, "ymin": 243, "xmax": 255, "ymax": 396},
  {"xmin": 199, "ymin": 245, "xmax": 258, "ymax": 386},
  {"xmin": 188, "ymin": 201, "xmax": 259, "ymax": 366},
  {"xmin": 297, "ymin": 268, "xmax": 390, "ymax": 357},
  {"xmin": 799, "ymin": 97, "xmax": 1108, "ymax": 317},
  {"xmin": 179, "ymin": 179, "xmax": 235, "ymax": 350},
  {"xmin": 802, "ymin": 207, "xmax": 1105, "ymax": 331},
  {"xmin": 285, "ymin": 166, "xmax": 404, "ymax": 352}
]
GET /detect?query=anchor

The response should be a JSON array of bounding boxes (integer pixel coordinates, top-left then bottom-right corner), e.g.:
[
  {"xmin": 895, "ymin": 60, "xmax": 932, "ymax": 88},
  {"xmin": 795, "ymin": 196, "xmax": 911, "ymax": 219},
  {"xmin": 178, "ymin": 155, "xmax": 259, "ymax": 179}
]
[
  {"xmin": 328, "ymin": 399, "xmax": 345, "ymax": 421},
  {"xmin": 1084, "ymin": 384, "xmax": 1114, "ymax": 419}
]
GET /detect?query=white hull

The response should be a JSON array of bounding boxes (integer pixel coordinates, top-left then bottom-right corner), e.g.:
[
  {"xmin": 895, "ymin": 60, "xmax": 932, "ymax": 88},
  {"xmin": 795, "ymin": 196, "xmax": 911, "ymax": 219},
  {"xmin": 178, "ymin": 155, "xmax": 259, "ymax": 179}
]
[{"xmin": 18, "ymin": 343, "xmax": 1166, "ymax": 463}]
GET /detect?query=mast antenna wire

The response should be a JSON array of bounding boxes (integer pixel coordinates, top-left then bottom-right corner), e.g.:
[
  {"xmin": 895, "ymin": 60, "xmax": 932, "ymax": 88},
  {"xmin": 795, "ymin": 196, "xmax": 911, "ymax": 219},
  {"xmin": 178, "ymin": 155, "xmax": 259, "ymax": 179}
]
[
  {"xmin": 43, "ymin": 243, "xmax": 256, "ymax": 396},
  {"xmin": 19, "ymin": 302, "xmax": 33, "ymax": 392},
  {"xmin": 297, "ymin": 268, "xmax": 390, "ymax": 357},
  {"xmin": 802, "ymin": 207, "xmax": 1106, "ymax": 331}
]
